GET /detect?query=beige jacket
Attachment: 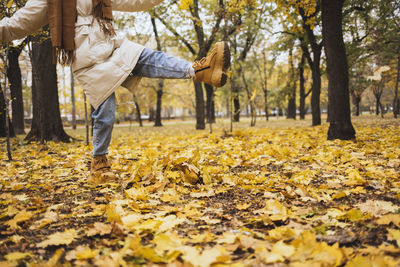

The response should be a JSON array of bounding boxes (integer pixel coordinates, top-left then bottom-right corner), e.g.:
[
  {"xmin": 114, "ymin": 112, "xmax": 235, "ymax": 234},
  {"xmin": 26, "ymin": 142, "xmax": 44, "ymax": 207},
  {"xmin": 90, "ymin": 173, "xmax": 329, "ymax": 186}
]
[{"xmin": 0, "ymin": 0, "xmax": 163, "ymax": 109}]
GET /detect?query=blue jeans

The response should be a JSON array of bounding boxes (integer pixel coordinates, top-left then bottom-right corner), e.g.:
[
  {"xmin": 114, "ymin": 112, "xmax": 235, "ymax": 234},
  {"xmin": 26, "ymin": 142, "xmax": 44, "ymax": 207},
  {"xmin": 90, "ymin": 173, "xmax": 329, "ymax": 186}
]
[{"xmin": 92, "ymin": 48, "xmax": 193, "ymax": 156}]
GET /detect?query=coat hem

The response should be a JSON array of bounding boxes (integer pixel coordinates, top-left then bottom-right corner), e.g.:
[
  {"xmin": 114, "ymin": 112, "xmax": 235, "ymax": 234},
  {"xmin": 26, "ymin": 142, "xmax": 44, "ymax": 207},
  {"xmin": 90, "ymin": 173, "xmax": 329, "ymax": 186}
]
[{"xmin": 91, "ymin": 46, "xmax": 145, "ymax": 110}]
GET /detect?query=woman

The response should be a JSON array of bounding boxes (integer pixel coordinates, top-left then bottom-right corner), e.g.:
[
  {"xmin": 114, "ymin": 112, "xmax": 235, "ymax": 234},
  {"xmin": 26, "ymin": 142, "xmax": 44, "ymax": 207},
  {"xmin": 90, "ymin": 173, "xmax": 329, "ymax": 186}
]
[{"xmin": 0, "ymin": 0, "xmax": 230, "ymax": 184}]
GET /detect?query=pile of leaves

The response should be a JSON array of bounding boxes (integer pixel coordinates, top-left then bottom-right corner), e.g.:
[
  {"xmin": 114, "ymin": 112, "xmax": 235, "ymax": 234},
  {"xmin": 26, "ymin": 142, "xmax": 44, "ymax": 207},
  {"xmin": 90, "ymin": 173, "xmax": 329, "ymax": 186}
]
[{"xmin": 1, "ymin": 118, "xmax": 400, "ymax": 266}]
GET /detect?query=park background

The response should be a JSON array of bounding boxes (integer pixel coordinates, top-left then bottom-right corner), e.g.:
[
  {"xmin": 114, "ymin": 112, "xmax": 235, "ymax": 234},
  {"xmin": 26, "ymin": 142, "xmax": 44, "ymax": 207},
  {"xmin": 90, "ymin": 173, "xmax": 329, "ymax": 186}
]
[{"xmin": 1, "ymin": 0, "xmax": 400, "ymax": 266}]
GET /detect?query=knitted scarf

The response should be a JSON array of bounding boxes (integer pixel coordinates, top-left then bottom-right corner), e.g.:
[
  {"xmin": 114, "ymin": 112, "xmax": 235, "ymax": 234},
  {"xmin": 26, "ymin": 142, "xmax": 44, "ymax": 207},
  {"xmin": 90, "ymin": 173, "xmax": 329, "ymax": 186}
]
[{"xmin": 47, "ymin": 0, "xmax": 115, "ymax": 65}]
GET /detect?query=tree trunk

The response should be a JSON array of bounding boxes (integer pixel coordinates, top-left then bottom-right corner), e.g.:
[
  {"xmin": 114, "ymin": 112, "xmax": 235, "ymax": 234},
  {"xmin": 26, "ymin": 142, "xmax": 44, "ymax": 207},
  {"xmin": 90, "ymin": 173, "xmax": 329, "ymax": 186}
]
[
  {"xmin": 149, "ymin": 107, "xmax": 155, "ymax": 122},
  {"xmin": 396, "ymin": 99, "xmax": 400, "ymax": 115},
  {"xmin": 25, "ymin": 32, "xmax": 70, "ymax": 143},
  {"xmin": 0, "ymin": 85, "xmax": 15, "ymax": 138},
  {"xmin": 194, "ymin": 82, "xmax": 205, "ymax": 129},
  {"xmin": 394, "ymin": 46, "xmax": 400, "ymax": 119},
  {"xmin": 205, "ymin": 83, "xmax": 215, "ymax": 123},
  {"xmin": 299, "ymin": 9, "xmax": 322, "ymax": 126},
  {"xmin": 264, "ymin": 89, "xmax": 268, "ymax": 121},
  {"xmin": 233, "ymin": 96, "xmax": 240, "ymax": 122},
  {"xmin": 231, "ymin": 79, "xmax": 240, "ymax": 122},
  {"xmin": 299, "ymin": 53, "xmax": 306, "ymax": 120},
  {"xmin": 355, "ymin": 97, "xmax": 361, "ymax": 116},
  {"xmin": 154, "ymin": 80, "xmax": 164, "ymax": 127},
  {"xmin": 287, "ymin": 47, "xmax": 296, "ymax": 120},
  {"xmin": 151, "ymin": 17, "xmax": 164, "ymax": 127},
  {"xmin": 91, "ymin": 106, "xmax": 95, "ymax": 136},
  {"xmin": 7, "ymin": 46, "xmax": 25, "ymax": 134},
  {"xmin": 70, "ymin": 67, "xmax": 76, "ymax": 129},
  {"xmin": 322, "ymin": 0, "xmax": 356, "ymax": 140},
  {"xmin": 311, "ymin": 51, "xmax": 321, "ymax": 125},
  {"xmin": 375, "ymin": 96, "xmax": 380, "ymax": 115},
  {"xmin": 134, "ymin": 99, "xmax": 143, "ymax": 127}
]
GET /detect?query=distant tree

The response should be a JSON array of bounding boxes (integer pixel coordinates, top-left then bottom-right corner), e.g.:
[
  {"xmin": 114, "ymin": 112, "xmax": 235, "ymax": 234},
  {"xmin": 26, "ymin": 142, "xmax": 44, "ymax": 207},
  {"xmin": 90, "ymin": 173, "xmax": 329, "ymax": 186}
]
[
  {"xmin": 0, "ymin": 84, "xmax": 15, "ymax": 138},
  {"xmin": 286, "ymin": 42, "xmax": 296, "ymax": 120},
  {"xmin": 298, "ymin": 52, "xmax": 312, "ymax": 120},
  {"xmin": 271, "ymin": 0, "xmax": 323, "ymax": 125},
  {"xmin": 7, "ymin": 42, "xmax": 27, "ymax": 135},
  {"xmin": 255, "ymin": 50, "xmax": 272, "ymax": 121},
  {"xmin": 150, "ymin": 16, "xmax": 164, "ymax": 127},
  {"xmin": 1, "ymin": 0, "xmax": 28, "ymax": 135},
  {"xmin": 132, "ymin": 93, "xmax": 143, "ymax": 127}
]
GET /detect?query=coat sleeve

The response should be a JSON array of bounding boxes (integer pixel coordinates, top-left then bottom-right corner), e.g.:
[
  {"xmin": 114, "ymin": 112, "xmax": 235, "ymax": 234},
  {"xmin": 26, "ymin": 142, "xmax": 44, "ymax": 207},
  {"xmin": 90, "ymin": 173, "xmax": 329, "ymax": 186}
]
[
  {"xmin": 112, "ymin": 0, "xmax": 164, "ymax": 12},
  {"xmin": 0, "ymin": 0, "xmax": 48, "ymax": 43}
]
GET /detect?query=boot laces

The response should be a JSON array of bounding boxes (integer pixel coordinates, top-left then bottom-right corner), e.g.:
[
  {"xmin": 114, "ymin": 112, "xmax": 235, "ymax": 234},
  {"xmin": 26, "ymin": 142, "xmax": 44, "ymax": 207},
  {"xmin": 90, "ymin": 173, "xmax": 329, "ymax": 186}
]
[
  {"xmin": 93, "ymin": 156, "xmax": 111, "ymax": 170},
  {"xmin": 97, "ymin": 157, "xmax": 108, "ymax": 165},
  {"xmin": 193, "ymin": 57, "xmax": 207, "ymax": 69}
]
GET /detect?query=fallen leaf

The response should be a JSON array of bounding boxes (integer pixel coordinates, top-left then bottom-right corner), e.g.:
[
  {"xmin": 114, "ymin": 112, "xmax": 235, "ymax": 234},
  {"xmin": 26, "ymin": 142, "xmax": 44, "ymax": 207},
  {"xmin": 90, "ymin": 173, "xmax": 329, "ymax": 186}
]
[
  {"xmin": 86, "ymin": 222, "xmax": 112, "ymax": 237},
  {"xmin": 5, "ymin": 252, "xmax": 33, "ymax": 261},
  {"xmin": 37, "ymin": 229, "xmax": 78, "ymax": 248},
  {"xmin": 5, "ymin": 211, "xmax": 33, "ymax": 230}
]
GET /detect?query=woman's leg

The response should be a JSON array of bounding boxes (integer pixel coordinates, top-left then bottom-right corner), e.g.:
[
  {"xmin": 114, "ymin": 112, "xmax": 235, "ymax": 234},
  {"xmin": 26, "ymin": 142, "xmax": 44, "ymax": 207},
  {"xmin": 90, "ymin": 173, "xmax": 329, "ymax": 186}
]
[
  {"xmin": 92, "ymin": 93, "xmax": 116, "ymax": 157},
  {"xmin": 130, "ymin": 48, "xmax": 195, "ymax": 79}
]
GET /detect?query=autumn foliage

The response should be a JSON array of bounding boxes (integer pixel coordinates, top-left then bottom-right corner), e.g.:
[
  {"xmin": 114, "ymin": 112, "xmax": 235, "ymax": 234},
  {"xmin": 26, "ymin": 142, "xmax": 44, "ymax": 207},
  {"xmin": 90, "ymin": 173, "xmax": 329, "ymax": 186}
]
[{"xmin": 1, "ymin": 117, "xmax": 400, "ymax": 266}]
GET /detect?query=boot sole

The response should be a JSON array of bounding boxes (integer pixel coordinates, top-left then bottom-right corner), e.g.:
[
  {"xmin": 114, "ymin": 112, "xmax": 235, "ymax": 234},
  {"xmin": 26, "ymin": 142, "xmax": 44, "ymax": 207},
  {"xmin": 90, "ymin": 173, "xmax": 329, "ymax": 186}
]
[{"xmin": 212, "ymin": 41, "xmax": 231, "ymax": 87}]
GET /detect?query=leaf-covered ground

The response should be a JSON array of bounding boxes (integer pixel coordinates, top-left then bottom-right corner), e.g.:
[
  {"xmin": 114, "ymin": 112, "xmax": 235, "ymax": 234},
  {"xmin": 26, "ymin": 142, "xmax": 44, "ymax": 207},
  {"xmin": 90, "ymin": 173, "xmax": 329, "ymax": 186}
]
[{"xmin": 1, "ymin": 116, "xmax": 400, "ymax": 267}]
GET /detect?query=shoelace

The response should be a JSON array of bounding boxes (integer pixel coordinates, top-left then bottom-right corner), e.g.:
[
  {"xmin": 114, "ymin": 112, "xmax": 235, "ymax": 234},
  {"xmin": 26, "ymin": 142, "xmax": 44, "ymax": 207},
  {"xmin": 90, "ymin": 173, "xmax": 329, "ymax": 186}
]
[
  {"xmin": 94, "ymin": 157, "xmax": 111, "ymax": 170},
  {"xmin": 193, "ymin": 57, "xmax": 207, "ymax": 69}
]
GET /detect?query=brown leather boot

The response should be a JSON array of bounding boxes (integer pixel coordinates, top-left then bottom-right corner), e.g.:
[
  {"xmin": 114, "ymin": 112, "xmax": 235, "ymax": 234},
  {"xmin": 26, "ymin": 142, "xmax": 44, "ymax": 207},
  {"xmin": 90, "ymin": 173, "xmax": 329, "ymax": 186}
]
[
  {"xmin": 88, "ymin": 155, "xmax": 117, "ymax": 185},
  {"xmin": 193, "ymin": 41, "xmax": 231, "ymax": 87}
]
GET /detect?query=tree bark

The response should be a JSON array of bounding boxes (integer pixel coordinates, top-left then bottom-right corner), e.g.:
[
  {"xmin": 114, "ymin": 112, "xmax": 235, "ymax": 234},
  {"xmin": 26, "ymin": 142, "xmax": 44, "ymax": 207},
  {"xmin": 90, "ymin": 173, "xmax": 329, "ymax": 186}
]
[
  {"xmin": 375, "ymin": 97, "xmax": 380, "ymax": 116},
  {"xmin": 154, "ymin": 80, "xmax": 163, "ymax": 127},
  {"xmin": 394, "ymin": 46, "xmax": 400, "ymax": 119},
  {"xmin": 354, "ymin": 96, "xmax": 361, "ymax": 116},
  {"xmin": 204, "ymin": 83, "xmax": 215, "ymax": 123},
  {"xmin": 149, "ymin": 107, "xmax": 155, "ymax": 122},
  {"xmin": 379, "ymin": 101, "xmax": 384, "ymax": 118},
  {"xmin": 7, "ymin": 46, "xmax": 25, "ymax": 134},
  {"xmin": 241, "ymin": 71, "xmax": 256, "ymax": 126},
  {"xmin": 0, "ymin": 84, "xmax": 15, "ymax": 138},
  {"xmin": 70, "ymin": 67, "xmax": 76, "ymax": 129},
  {"xmin": 194, "ymin": 82, "xmax": 205, "ymax": 129},
  {"xmin": 25, "ymin": 32, "xmax": 70, "ymax": 143},
  {"xmin": 151, "ymin": 17, "xmax": 164, "ymax": 127},
  {"xmin": 322, "ymin": 0, "xmax": 355, "ymax": 140},
  {"xmin": 263, "ymin": 90, "xmax": 268, "ymax": 121},
  {"xmin": 134, "ymin": 99, "xmax": 143, "ymax": 127},
  {"xmin": 230, "ymin": 78, "xmax": 240, "ymax": 122},
  {"xmin": 299, "ymin": 9, "xmax": 322, "ymax": 126},
  {"xmin": 310, "ymin": 50, "xmax": 321, "ymax": 125},
  {"xmin": 299, "ymin": 53, "xmax": 306, "ymax": 120},
  {"xmin": 131, "ymin": 94, "xmax": 143, "ymax": 127},
  {"xmin": 287, "ymin": 46, "xmax": 296, "ymax": 119}
]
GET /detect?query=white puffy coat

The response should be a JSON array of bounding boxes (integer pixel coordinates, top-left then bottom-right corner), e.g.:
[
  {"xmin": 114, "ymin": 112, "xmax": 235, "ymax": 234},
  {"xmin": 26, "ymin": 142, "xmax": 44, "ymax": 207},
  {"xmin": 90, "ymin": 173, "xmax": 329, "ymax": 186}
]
[{"xmin": 0, "ymin": 0, "xmax": 163, "ymax": 109}]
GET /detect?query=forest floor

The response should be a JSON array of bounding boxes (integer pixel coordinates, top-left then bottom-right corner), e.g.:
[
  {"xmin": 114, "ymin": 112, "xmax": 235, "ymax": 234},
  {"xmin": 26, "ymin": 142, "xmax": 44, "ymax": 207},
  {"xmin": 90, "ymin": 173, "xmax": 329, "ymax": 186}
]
[{"xmin": 1, "ymin": 115, "xmax": 400, "ymax": 267}]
